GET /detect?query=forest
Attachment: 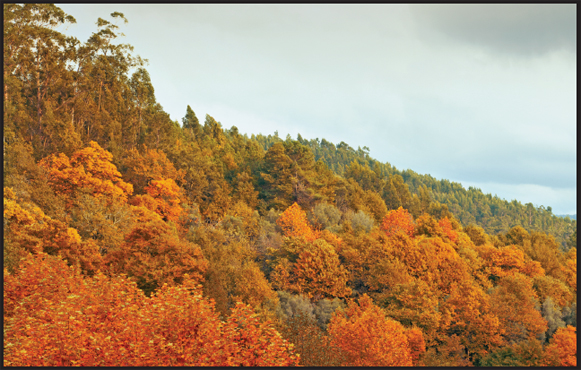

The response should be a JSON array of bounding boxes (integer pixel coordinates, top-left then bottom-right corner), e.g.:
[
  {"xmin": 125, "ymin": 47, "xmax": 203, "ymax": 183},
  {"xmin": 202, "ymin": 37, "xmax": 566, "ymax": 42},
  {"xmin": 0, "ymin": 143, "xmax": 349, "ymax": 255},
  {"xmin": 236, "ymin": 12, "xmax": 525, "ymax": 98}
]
[{"xmin": 3, "ymin": 4, "xmax": 577, "ymax": 366}]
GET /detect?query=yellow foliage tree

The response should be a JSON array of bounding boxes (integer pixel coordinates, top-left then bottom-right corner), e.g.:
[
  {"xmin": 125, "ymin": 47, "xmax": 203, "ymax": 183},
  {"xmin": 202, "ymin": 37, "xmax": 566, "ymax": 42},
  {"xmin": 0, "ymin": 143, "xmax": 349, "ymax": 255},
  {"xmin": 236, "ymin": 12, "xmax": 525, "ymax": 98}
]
[{"xmin": 4, "ymin": 187, "xmax": 102, "ymax": 274}]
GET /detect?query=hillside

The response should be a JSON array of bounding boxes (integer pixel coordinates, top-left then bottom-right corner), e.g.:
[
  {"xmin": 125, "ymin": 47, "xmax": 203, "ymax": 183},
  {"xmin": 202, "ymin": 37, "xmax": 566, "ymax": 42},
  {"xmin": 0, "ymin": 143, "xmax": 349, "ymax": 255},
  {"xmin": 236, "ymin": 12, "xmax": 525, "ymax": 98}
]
[{"xmin": 4, "ymin": 5, "xmax": 577, "ymax": 367}]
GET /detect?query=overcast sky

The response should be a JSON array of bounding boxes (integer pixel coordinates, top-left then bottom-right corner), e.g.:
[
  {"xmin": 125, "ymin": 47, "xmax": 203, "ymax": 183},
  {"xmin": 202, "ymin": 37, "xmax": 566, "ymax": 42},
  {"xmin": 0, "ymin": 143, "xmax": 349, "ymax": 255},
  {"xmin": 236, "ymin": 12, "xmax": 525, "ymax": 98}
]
[{"xmin": 57, "ymin": 4, "xmax": 576, "ymax": 215}]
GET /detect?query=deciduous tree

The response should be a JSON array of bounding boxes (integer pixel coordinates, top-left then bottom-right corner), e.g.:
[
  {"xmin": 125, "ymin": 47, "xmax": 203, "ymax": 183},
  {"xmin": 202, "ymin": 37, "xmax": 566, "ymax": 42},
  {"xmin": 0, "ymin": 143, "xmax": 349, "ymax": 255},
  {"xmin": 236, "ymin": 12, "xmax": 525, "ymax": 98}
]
[
  {"xmin": 543, "ymin": 326, "xmax": 576, "ymax": 367},
  {"xmin": 489, "ymin": 273, "xmax": 548, "ymax": 343},
  {"xmin": 327, "ymin": 294, "xmax": 413, "ymax": 366},
  {"xmin": 380, "ymin": 206, "xmax": 415, "ymax": 238},
  {"xmin": 104, "ymin": 206, "xmax": 207, "ymax": 296},
  {"xmin": 277, "ymin": 202, "xmax": 319, "ymax": 242},
  {"xmin": 39, "ymin": 141, "xmax": 133, "ymax": 204}
]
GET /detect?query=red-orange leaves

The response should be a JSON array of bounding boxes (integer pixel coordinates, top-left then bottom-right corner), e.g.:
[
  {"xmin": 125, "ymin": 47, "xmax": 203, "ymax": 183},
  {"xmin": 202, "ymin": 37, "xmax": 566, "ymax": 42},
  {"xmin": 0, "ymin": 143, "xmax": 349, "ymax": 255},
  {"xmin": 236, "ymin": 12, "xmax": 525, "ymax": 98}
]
[
  {"xmin": 405, "ymin": 326, "xmax": 427, "ymax": 366},
  {"xmin": 4, "ymin": 253, "xmax": 298, "ymax": 367},
  {"xmin": 4, "ymin": 253, "xmax": 148, "ymax": 366},
  {"xmin": 277, "ymin": 202, "xmax": 319, "ymax": 242},
  {"xmin": 381, "ymin": 206, "xmax": 415, "ymax": 238},
  {"xmin": 328, "ymin": 294, "xmax": 413, "ymax": 366},
  {"xmin": 222, "ymin": 302, "xmax": 300, "ymax": 366},
  {"xmin": 39, "ymin": 141, "xmax": 133, "ymax": 204},
  {"xmin": 438, "ymin": 216, "xmax": 458, "ymax": 243}
]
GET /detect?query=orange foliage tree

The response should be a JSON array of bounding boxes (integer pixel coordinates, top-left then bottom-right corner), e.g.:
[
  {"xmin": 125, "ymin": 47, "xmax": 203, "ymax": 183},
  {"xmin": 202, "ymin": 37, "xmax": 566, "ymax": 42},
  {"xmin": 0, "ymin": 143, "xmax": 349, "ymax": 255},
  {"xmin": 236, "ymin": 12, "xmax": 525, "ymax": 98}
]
[
  {"xmin": 277, "ymin": 202, "xmax": 319, "ymax": 242},
  {"xmin": 123, "ymin": 146, "xmax": 188, "ymax": 225},
  {"xmin": 4, "ymin": 253, "xmax": 299, "ymax": 366},
  {"xmin": 39, "ymin": 141, "xmax": 133, "ymax": 204},
  {"xmin": 560, "ymin": 248, "xmax": 576, "ymax": 293},
  {"xmin": 543, "ymin": 325, "xmax": 576, "ymax": 367},
  {"xmin": 380, "ymin": 206, "xmax": 415, "ymax": 238},
  {"xmin": 476, "ymin": 244, "xmax": 545, "ymax": 282},
  {"xmin": 193, "ymin": 227, "xmax": 278, "ymax": 319},
  {"xmin": 104, "ymin": 206, "xmax": 208, "ymax": 296},
  {"xmin": 291, "ymin": 238, "xmax": 351, "ymax": 299},
  {"xmin": 131, "ymin": 178, "xmax": 186, "ymax": 223},
  {"xmin": 405, "ymin": 326, "xmax": 427, "ymax": 366},
  {"xmin": 270, "ymin": 238, "xmax": 351, "ymax": 299},
  {"xmin": 122, "ymin": 146, "xmax": 185, "ymax": 194},
  {"xmin": 489, "ymin": 273, "xmax": 548, "ymax": 343},
  {"xmin": 438, "ymin": 216, "xmax": 458, "ymax": 243},
  {"xmin": 377, "ymin": 279, "xmax": 443, "ymax": 346},
  {"xmin": 441, "ymin": 281, "xmax": 505, "ymax": 361},
  {"xmin": 277, "ymin": 310, "xmax": 345, "ymax": 366},
  {"xmin": 389, "ymin": 233, "xmax": 471, "ymax": 296},
  {"xmin": 327, "ymin": 294, "xmax": 413, "ymax": 366},
  {"xmin": 532, "ymin": 275, "xmax": 575, "ymax": 308}
]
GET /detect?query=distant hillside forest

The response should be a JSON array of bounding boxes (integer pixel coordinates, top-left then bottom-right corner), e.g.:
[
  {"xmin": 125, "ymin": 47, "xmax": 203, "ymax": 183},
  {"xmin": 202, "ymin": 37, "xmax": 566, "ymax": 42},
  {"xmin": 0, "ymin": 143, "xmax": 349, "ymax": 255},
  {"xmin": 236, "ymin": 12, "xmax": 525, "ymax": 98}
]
[
  {"xmin": 4, "ymin": 4, "xmax": 577, "ymax": 367},
  {"xmin": 252, "ymin": 133, "xmax": 576, "ymax": 250},
  {"xmin": 557, "ymin": 214, "xmax": 577, "ymax": 221}
]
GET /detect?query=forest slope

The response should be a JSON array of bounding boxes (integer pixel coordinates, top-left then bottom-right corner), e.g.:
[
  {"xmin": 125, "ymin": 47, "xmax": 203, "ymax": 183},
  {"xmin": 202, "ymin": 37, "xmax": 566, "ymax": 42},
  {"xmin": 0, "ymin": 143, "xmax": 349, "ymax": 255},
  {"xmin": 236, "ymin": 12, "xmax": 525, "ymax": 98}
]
[{"xmin": 4, "ymin": 5, "xmax": 577, "ymax": 367}]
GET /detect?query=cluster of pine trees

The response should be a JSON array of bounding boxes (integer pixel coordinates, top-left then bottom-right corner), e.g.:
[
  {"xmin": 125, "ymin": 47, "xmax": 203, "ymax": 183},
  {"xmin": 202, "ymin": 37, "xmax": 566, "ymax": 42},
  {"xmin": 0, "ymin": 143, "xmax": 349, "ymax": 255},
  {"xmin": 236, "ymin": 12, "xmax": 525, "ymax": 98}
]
[{"xmin": 4, "ymin": 4, "xmax": 577, "ymax": 366}]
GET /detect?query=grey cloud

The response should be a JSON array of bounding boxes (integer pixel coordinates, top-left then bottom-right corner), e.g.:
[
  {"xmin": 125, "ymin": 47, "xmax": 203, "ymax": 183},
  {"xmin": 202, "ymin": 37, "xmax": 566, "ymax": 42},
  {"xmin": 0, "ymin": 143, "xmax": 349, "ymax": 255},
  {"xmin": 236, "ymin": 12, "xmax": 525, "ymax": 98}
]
[{"xmin": 411, "ymin": 4, "xmax": 576, "ymax": 57}]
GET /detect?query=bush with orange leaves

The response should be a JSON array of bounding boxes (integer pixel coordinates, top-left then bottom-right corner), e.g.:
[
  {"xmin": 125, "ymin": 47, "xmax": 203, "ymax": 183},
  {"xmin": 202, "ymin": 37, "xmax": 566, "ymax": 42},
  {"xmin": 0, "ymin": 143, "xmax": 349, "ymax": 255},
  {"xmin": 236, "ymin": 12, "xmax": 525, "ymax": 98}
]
[
  {"xmin": 327, "ymin": 294, "xmax": 413, "ymax": 366},
  {"xmin": 4, "ymin": 253, "xmax": 299, "ymax": 367},
  {"xmin": 380, "ymin": 206, "xmax": 415, "ymax": 238}
]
